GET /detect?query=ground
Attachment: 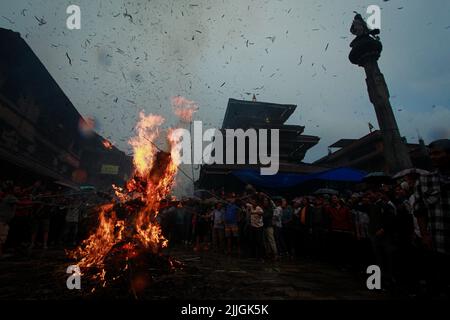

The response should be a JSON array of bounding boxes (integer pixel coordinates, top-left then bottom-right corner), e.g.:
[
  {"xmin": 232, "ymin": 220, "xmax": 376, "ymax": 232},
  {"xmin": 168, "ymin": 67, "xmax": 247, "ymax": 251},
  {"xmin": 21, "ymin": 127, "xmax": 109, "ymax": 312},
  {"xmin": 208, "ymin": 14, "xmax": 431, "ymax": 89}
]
[{"xmin": 0, "ymin": 247, "xmax": 402, "ymax": 300}]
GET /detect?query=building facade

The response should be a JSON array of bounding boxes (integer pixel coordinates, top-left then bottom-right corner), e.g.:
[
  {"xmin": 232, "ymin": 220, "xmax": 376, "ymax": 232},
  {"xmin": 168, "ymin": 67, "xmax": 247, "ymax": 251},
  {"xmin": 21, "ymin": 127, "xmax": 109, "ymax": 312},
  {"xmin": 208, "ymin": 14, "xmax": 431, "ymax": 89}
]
[
  {"xmin": 0, "ymin": 28, "xmax": 131, "ymax": 189},
  {"xmin": 314, "ymin": 130, "xmax": 431, "ymax": 173}
]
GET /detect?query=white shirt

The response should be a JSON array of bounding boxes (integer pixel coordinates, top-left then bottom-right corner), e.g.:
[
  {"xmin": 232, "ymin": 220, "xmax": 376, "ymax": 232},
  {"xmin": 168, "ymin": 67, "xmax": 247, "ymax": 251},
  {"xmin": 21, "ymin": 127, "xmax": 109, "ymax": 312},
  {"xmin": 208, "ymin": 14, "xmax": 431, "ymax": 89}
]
[
  {"xmin": 250, "ymin": 206, "xmax": 264, "ymax": 228},
  {"xmin": 272, "ymin": 206, "xmax": 283, "ymax": 228}
]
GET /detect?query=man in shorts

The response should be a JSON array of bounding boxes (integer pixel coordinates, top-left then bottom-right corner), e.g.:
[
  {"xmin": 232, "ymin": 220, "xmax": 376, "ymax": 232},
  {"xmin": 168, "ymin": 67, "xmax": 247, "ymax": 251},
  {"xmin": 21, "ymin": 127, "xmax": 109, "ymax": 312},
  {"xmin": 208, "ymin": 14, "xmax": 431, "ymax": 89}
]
[{"xmin": 224, "ymin": 196, "xmax": 240, "ymax": 255}]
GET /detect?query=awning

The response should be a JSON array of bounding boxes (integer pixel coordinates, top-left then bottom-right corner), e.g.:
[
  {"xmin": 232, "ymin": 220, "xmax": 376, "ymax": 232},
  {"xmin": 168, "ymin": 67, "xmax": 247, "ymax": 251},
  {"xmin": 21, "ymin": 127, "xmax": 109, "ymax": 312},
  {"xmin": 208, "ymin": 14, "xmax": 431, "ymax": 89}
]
[{"xmin": 231, "ymin": 167, "xmax": 367, "ymax": 189}]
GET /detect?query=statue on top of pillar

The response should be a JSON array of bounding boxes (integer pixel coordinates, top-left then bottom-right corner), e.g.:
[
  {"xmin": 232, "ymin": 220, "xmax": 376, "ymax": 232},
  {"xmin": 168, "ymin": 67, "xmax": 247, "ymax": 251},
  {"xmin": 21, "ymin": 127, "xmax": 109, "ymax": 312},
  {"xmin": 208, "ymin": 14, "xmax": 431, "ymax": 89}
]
[
  {"xmin": 349, "ymin": 13, "xmax": 383, "ymax": 65},
  {"xmin": 350, "ymin": 13, "xmax": 380, "ymax": 38}
]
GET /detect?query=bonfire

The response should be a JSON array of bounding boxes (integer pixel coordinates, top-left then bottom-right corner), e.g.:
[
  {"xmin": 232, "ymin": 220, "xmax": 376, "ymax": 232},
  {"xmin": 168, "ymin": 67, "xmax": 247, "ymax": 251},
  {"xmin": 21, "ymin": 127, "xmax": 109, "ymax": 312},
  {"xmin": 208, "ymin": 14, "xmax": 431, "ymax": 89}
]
[{"xmin": 69, "ymin": 98, "xmax": 197, "ymax": 295}]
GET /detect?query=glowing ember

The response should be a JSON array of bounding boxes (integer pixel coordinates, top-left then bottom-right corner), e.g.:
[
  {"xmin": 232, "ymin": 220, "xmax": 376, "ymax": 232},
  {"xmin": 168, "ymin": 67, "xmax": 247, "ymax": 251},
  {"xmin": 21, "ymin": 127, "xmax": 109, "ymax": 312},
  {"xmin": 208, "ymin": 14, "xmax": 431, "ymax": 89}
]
[
  {"xmin": 171, "ymin": 96, "xmax": 198, "ymax": 123},
  {"xmin": 69, "ymin": 109, "xmax": 183, "ymax": 290},
  {"xmin": 78, "ymin": 116, "xmax": 96, "ymax": 137},
  {"xmin": 102, "ymin": 139, "xmax": 113, "ymax": 149}
]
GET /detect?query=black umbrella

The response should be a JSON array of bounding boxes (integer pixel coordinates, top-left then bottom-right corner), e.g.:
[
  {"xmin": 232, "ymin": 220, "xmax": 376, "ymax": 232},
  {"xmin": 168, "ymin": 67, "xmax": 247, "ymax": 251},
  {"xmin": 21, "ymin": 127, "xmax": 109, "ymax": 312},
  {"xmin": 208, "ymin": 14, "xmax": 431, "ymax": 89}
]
[
  {"xmin": 363, "ymin": 172, "xmax": 392, "ymax": 184},
  {"xmin": 393, "ymin": 168, "xmax": 429, "ymax": 179},
  {"xmin": 314, "ymin": 188, "xmax": 339, "ymax": 195}
]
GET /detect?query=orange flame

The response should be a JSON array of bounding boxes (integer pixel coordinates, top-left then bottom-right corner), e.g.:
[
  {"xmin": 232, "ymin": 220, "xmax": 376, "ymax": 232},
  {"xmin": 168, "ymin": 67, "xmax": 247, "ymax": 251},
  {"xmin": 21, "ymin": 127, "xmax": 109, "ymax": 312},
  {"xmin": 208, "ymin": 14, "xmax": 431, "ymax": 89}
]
[
  {"xmin": 70, "ymin": 109, "xmax": 181, "ymax": 287},
  {"xmin": 171, "ymin": 96, "xmax": 198, "ymax": 122},
  {"xmin": 129, "ymin": 112, "xmax": 164, "ymax": 176}
]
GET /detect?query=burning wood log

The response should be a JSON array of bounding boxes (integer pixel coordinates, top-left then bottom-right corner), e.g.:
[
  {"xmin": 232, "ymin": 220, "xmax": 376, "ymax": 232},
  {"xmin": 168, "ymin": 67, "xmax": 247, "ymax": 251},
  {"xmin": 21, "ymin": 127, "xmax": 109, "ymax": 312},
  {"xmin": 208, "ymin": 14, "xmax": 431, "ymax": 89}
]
[{"xmin": 149, "ymin": 150, "xmax": 172, "ymax": 185}]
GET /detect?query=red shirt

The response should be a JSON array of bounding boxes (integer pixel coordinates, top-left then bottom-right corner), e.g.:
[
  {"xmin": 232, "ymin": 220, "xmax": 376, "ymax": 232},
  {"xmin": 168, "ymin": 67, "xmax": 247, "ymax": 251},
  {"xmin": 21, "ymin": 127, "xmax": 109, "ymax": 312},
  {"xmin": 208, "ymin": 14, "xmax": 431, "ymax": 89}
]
[
  {"xmin": 326, "ymin": 205, "xmax": 353, "ymax": 232},
  {"xmin": 15, "ymin": 197, "xmax": 33, "ymax": 217}
]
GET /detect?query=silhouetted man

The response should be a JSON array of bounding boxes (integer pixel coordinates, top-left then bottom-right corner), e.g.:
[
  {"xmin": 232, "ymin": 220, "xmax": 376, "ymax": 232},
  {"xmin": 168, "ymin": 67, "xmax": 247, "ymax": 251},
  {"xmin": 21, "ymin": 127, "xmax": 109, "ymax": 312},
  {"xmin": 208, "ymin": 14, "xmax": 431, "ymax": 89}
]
[{"xmin": 414, "ymin": 139, "xmax": 450, "ymax": 296}]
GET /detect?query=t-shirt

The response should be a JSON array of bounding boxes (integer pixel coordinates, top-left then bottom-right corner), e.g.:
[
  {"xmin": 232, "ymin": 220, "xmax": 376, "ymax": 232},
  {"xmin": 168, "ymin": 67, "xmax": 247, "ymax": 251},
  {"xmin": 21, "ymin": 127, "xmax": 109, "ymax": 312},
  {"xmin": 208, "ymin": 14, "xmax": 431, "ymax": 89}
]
[
  {"xmin": 281, "ymin": 206, "xmax": 293, "ymax": 225},
  {"xmin": 224, "ymin": 204, "xmax": 239, "ymax": 225},
  {"xmin": 15, "ymin": 198, "xmax": 33, "ymax": 217},
  {"xmin": 250, "ymin": 206, "xmax": 264, "ymax": 228},
  {"xmin": 273, "ymin": 206, "xmax": 283, "ymax": 228},
  {"xmin": 213, "ymin": 209, "xmax": 224, "ymax": 229},
  {"xmin": 326, "ymin": 205, "xmax": 353, "ymax": 232},
  {"xmin": 352, "ymin": 207, "xmax": 369, "ymax": 239}
]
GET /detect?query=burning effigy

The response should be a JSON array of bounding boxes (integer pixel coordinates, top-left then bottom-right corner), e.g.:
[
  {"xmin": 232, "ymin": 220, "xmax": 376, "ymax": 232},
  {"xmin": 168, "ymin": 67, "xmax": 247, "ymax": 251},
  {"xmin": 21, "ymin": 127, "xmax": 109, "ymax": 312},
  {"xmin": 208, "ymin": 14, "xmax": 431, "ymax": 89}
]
[{"xmin": 69, "ymin": 99, "xmax": 197, "ymax": 295}]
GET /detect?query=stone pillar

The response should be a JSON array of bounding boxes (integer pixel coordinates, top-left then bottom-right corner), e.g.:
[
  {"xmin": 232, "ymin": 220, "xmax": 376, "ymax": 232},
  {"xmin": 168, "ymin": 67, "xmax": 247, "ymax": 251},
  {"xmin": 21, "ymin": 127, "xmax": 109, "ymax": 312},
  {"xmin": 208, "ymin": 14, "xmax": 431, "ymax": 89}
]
[{"xmin": 349, "ymin": 27, "xmax": 412, "ymax": 174}]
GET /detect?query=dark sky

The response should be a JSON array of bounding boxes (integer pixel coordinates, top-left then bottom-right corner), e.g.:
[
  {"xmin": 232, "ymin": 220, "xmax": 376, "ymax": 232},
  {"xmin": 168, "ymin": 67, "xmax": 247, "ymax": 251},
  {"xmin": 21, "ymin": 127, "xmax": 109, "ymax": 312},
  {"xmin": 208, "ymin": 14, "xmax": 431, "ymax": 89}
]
[{"xmin": 1, "ymin": 0, "xmax": 449, "ymax": 194}]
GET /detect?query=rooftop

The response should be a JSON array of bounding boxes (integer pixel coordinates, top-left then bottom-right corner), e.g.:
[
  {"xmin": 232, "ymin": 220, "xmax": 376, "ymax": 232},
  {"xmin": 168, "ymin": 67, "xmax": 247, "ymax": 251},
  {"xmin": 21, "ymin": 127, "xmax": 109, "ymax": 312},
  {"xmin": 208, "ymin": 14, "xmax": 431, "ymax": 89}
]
[{"xmin": 222, "ymin": 98, "xmax": 297, "ymax": 129}]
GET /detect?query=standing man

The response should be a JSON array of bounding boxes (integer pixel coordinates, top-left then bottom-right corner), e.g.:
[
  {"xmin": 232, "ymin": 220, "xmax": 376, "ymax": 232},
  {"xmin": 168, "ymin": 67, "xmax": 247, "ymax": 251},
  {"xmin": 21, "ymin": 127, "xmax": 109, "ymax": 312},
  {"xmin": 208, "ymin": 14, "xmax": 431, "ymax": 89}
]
[
  {"xmin": 30, "ymin": 187, "xmax": 52, "ymax": 250},
  {"xmin": 0, "ymin": 185, "xmax": 18, "ymax": 257},
  {"xmin": 325, "ymin": 195, "xmax": 354, "ymax": 268},
  {"xmin": 310, "ymin": 196, "xmax": 329, "ymax": 258},
  {"xmin": 262, "ymin": 197, "xmax": 277, "ymax": 260},
  {"xmin": 224, "ymin": 196, "xmax": 240, "ymax": 255},
  {"xmin": 281, "ymin": 198, "xmax": 295, "ymax": 258},
  {"xmin": 272, "ymin": 199, "xmax": 285, "ymax": 256},
  {"xmin": 366, "ymin": 191, "xmax": 397, "ymax": 289},
  {"xmin": 414, "ymin": 139, "xmax": 450, "ymax": 296},
  {"xmin": 64, "ymin": 198, "xmax": 82, "ymax": 247},
  {"xmin": 212, "ymin": 202, "xmax": 225, "ymax": 253},
  {"xmin": 297, "ymin": 197, "xmax": 313, "ymax": 257},
  {"xmin": 174, "ymin": 202, "xmax": 185, "ymax": 245},
  {"xmin": 248, "ymin": 197, "xmax": 264, "ymax": 261}
]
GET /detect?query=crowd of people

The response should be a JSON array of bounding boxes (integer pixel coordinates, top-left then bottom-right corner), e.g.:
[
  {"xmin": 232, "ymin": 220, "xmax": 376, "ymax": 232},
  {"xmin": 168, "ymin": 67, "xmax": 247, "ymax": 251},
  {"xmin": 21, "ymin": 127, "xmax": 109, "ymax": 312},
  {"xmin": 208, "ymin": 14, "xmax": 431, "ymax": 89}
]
[
  {"xmin": 158, "ymin": 139, "xmax": 450, "ymax": 296},
  {"xmin": 0, "ymin": 181, "xmax": 106, "ymax": 257},
  {"xmin": 0, "ymin": 139, "xmax": 449, "ymax": 297},
  {"xmin": 158, "ymin": 185, "xmax": 424, "ymax": 291}
]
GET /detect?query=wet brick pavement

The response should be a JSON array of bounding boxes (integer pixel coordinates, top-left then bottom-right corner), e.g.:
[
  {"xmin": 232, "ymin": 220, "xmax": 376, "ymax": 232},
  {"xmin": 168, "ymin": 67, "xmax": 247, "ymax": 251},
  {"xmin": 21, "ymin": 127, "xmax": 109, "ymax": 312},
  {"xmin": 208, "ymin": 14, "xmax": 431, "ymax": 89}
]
[{"xmin": 0, "ymin": 247, "xmax": 403, "ymax": 300}]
